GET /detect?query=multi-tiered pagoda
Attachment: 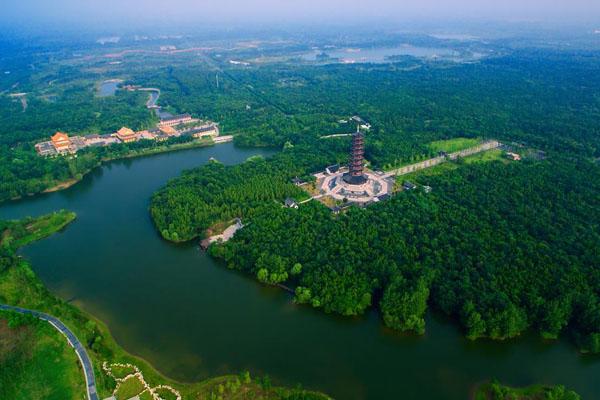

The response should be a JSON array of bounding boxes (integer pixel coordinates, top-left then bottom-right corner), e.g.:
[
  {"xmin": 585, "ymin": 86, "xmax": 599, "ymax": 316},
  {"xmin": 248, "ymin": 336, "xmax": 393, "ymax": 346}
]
[{"xmin": 343, "ymin": 126, "xmax": 367, "ymax": 185}]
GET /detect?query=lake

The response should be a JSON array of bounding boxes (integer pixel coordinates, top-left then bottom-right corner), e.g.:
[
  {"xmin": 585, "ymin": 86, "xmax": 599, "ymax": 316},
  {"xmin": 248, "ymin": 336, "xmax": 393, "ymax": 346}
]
[
  {"xmin": 1, "ymin": 143, "xmax": 598, "ymax": 399},
  {"xmin": 98, "ymin": 80, "xmax": 122, "ymax": 97},
  {"xmin": 300, "ymin": 46, "xmax": 474, "ymax": 64}
]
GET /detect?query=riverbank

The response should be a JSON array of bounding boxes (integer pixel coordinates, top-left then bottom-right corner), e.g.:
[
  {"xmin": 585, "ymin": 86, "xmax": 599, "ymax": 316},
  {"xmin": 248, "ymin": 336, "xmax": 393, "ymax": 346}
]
[
  {"xmin": 43, "ymin": 178, "xmax": 80, "ymax": 194},
  {"xmin": 6, "ymin": 137, "xmax": 224, "ymax": 205},
  {"xmin": 0, "ymin": 261, "xmax": 329, "ymax": 399},
  {"xmin": 0, "ymin": 212, "xmax": 331, "ymax": 400},
  {"xmin": 473, "ymin": 382, "xmax": 580, "ymax": 400}
]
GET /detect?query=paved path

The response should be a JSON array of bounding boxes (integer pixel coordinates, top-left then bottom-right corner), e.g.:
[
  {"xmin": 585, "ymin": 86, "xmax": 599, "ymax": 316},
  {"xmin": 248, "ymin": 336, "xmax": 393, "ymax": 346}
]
[
  {"xmin": 137, "ymin": 88, "xmax": 161, "ymax": 108},
  {"xmin": 382, "ymin": 140, "xmax": 501, "ymax": 178},
  {"xmin": 0, "ymin": 304, "xmax": 99, "ymax": 400},
  {"xmin": 213, "ymin": 135, "xmax": 234, "ymax": 143},
  {"xmin": 320, "ymin": 133, "xmax": 353, "ymax": 139}
]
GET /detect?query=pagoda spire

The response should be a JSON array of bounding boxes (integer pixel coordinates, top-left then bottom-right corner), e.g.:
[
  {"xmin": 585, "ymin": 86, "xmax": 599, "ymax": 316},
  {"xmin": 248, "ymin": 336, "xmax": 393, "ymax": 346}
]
[{"xmin": 343, "ymin": 124, "xmax": 367, "ymax": 185}]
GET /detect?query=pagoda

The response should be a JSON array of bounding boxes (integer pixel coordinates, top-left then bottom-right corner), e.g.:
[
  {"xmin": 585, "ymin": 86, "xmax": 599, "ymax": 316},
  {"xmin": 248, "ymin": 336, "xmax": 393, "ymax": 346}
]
[{"xmin": 343, "ymin": 125, "xmax": 367, "ymax": 185}]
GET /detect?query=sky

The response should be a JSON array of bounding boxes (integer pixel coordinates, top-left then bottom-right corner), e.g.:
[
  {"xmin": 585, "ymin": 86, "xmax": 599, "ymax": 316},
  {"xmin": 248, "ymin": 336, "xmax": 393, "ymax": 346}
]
[{"xmin": 1, "ymin": 0, "xmax": 600, "ymax": 29}]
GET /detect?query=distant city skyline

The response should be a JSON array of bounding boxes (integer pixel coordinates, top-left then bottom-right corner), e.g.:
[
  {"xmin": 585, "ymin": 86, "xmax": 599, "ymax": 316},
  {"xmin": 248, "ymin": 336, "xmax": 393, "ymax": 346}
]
[{"xmin": 1, "ymin": 0, "xmax": 600, "ymax": 29}]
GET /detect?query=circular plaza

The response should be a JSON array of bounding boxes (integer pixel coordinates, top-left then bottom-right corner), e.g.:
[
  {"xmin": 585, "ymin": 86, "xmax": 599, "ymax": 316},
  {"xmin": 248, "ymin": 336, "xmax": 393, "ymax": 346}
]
[{"xmin": 317, "ymin": 169, "xmax": 393, "ymax": 204}]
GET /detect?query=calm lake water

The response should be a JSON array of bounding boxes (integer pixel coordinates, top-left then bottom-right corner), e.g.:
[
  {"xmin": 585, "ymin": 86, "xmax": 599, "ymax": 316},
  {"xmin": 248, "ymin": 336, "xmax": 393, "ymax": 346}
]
[
  {"xmin": 1, "ymin": 143, "xmax": 598, "ymax": 399},
  {"xmin": 98, "ymin": 80, "xmax": 121, "ymax": 97}
]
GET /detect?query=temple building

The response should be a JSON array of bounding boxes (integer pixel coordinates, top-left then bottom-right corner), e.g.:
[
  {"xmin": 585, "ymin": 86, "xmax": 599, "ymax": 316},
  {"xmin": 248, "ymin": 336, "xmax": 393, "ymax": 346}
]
[
  {"xmin": 35, "ymin": 112, "xmax": 219, "ymax": 157},
  {"xmin": 115, "ymin": 127, "xmax": 137, "ymax": 143},
  {"xmin": 312, "ymin": 123, "xmax": 394, "ymax": 207},
  {"xmin": 51, "ymin": 132, "xmax": 72, "ymax": 154},
  {"xmin": 159, "ymin": 114, "xmax": 195, "ymax": 127},
  {"xmin": 159, "ymin": 125, "xmax": 178, "ymax": 136},
  {"xmin": 190, "ymin": 123, "xmax": 220, "ymax": 139},
  {"xmin": 35, "ymin": 141, "xmax": 57, "ymax": 156}
]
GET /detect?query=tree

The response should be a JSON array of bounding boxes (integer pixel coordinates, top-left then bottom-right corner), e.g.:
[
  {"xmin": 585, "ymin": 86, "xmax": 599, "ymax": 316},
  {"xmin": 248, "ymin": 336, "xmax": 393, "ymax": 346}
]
[
  {"xmin": 291, "ymin": 263, "xmax": 303, "ymax": 275},
  {"xmin": 257, "ymin": 268, "xmax": 269, "ymax": 283},
  {"xmin": 540, "ymin": 298, "xmax": 572, "ymax": 339},
  {"xmin": 462, "ymin": 301, "xmax": 486, "ymax": 340},
  {"xmin": 295, "ymin": 287, "xmax": 312, "ymax": 304},
  {"xmin": 380, "ymin": 275, "xmax": 429, "ymax": 334}
]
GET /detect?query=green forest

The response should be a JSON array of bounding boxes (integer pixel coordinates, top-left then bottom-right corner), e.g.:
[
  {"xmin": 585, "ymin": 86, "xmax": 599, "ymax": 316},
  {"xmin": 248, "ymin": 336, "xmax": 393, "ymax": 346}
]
[
  {"xmin": 2, "ymin": 47, "xmax": 600, "ymax": 202},
  {"xmin": 3, "ymin": 40, "xmax": 600, "ymax": 352},
  {"xmin": 1, "ymin": 34, "xmax": 599, "ymax": 399},
  {"xmin": 147, "ymin": 48, "xmax": 600, "ymax": 351},
  {"xmin": 152, "ymin": 140, "xmax": 600, "ymax": 350}
]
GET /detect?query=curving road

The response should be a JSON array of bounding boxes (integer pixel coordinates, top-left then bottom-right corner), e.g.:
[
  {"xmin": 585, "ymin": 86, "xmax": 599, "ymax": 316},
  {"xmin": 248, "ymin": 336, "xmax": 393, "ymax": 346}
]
[{"xmin": 0, "ymin": 304, "xmax": 99, "ymax": 400}]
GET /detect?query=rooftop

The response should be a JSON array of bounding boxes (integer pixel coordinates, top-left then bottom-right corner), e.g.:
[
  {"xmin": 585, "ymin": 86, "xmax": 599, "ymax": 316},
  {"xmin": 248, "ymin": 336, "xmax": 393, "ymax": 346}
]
[
  {"xmin": 160, "ymin": 113, "xmax": 191, "ymax": 122},
  {"xmin": 187, "ymin": 124, "xmax": 218, "ymax": 135},
  {"xmin": 284, "ymin": 197, "xmax": 298, "ymax": 207},
  {"xmin": 117, "ymin": 127, "xmax": 135, "ymax": 137},
  {"xmin": 52, "ymin": 132, "xmax": 69, "ymax": 141},
  {"xmin": 159, "ymin": 125, "xmax": 178, "ymax": 135},
  {"xmin": 403, "ymin": 181, "xmax": 417, "ymax": 190}
]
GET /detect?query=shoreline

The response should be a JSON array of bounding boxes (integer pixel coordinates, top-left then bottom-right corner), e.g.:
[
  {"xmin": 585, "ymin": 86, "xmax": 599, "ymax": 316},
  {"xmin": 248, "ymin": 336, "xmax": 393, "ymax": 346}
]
[
  {"xmin": 158, "ymin": 219, "xmax": 581, "ymax": 347},
  {"xmin": 43, "ymin": 178, "xmax": 80, "ymax": 193},
  {"xmin": 0, "ymin": 212, "xmax": 330, "ymax": 399},
  {"xmin": 5, "ymin": 138, "xmax": 225, "ymax": 205}
]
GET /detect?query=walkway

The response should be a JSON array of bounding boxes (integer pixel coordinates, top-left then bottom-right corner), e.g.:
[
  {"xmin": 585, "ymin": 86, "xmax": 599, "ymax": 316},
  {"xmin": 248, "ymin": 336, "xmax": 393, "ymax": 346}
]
[
  {"xmin": 383, "ymin": 140, "xmax": 501, "ymax": 178},
  {"xmin": 136, "ymin": 88, "xmax": 161, "ymax": 108},
  {"xmin": 213, "ymin": 135, "xmax": 233, "ymax": 144},
  {"xmin": 0, "ymin": 304, "xmax": 99, "ymax": 400},
  {"xmin": 320, "ymin": 133, "xmax": 353, "ymax": 139}
]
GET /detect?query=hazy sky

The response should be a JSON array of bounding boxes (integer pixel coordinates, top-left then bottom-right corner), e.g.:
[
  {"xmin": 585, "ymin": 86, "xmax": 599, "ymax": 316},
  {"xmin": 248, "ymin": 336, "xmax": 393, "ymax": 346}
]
[{"xmin": 2, "ymin": 0, "xmax": 600, "ymax": 28}]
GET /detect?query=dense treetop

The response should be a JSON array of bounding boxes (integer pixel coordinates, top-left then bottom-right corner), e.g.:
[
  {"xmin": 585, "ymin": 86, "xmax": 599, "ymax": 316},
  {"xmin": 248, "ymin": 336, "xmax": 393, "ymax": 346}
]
[
  {"xmin": 153, "ymin": 139, "xmax": 600, "ymax": 351},
  {"xmin": 145, "ymin": 49, "xmax": 600, "ymax": 351}
]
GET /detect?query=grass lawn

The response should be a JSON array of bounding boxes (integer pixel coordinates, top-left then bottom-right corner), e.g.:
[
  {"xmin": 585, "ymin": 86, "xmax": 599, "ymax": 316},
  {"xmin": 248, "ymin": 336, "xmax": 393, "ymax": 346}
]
[
  {"xmin": 464, "ymin": 149, "xmax": 506, "ymax": 164},
  {"xmin": 138, "ymin": 392, "xmax": 155, "ymax": 400},
  {"xmin": 395, "ymin": 160, "xmax": 459, "ymax": 188},
  {"xmin": 428, "ymin": 137, "xmax": 482, "ymax": 153},
  {"xmin": 155, "ymin": 387, "xmax": 180, "ymax": 400},
  {"xmin": 0, "ymin": 317, "xmax": 85, "ymax": 400},
  {"xmin": 383, "ymin": 137, "xmax": 486, "ymax": 173},
  {"xmin": 115, "ymin": 375, "xmax": 146, "ymax": 399},
  {"xmin": 111, "ymin": 364, "xmax": 138, "ymax": 379}
]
